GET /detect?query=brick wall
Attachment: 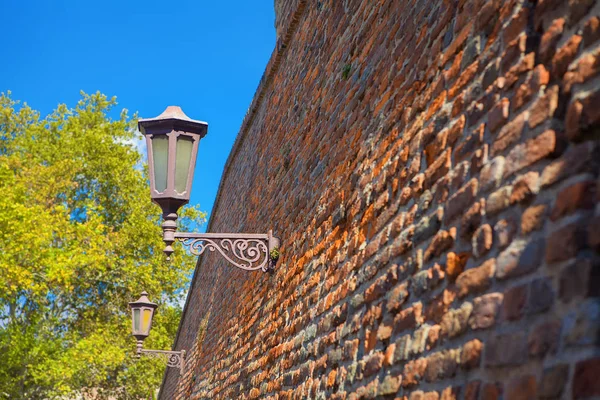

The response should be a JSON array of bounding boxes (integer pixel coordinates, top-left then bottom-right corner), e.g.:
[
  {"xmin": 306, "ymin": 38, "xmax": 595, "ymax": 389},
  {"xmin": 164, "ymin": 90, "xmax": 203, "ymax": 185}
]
[{"xmin": 161, "ymin": 0, "xmax": 600, "ymax": 398}]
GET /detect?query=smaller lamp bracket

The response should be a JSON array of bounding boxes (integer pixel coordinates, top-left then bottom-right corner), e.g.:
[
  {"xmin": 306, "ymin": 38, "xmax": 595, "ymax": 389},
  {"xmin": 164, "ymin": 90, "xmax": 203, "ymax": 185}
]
[{"xmin": 136, "ymin": 341, "xmax": 186, "ymax": 375}]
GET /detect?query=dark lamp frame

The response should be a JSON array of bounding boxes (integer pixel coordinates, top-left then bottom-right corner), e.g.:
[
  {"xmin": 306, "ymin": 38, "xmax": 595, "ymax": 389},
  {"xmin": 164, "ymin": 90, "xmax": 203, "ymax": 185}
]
[
  {"xmin": 138, "ymin": 106, "xmax": 280, "ymax": 272},
  {"xmin": 129, "ymin": 292, "xmax": 186, "ymax": 374}
]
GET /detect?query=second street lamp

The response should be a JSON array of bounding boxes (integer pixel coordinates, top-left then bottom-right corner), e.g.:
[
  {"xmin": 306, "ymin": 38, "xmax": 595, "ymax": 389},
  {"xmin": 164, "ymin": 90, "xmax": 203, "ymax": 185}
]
[
  {"xmin": 129, "ymin": 292, "xmax": 186, "ymax": 374},
  {"xmin": 138, "ymin": 106, "xmax": 280, "ymax": 272}
]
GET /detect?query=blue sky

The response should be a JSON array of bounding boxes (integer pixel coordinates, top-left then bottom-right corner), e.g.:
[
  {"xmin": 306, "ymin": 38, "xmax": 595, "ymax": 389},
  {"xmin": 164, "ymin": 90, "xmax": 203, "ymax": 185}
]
[{"xmin": 0, "ymin": 0, "xmax": 276, "ymax": 227}]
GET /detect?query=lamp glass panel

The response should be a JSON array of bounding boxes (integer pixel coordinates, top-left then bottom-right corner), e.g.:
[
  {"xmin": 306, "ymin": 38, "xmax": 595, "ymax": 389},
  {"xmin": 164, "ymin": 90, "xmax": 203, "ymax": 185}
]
[
  {"xmin": 175, "ymin": 137, "xmax": 193, "ymax": 193},
  {"xmin": 152, "ymin": 136, "xmax": 169, "ymax": 192},
  {"xmin": 133, "ymin": 309, "xmax": 140, "ymax": 334},
  {"xmin": 142, "ymin": 308, "xmax": 153, "ymax": 333}
]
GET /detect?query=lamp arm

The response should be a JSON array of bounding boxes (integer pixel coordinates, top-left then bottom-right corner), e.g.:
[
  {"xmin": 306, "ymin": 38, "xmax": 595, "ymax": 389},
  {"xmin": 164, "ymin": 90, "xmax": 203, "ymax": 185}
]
[
  {"xmin": 136, "ymin": 340, "xmax": 186, "ymax": 375},
  {"xmin": 173, "ymin": 230, "xmax": 280, "ymax": 272}
]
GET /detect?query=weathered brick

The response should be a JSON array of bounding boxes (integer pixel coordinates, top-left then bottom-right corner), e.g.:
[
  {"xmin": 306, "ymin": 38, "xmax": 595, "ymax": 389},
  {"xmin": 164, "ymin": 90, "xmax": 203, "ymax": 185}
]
[
  {"xmin": 552, "ymin": 35, "xmax": 582, "ymax": 78},
  {"xmin": 504, "ymin": 130, "xmax": 560, "ymax": 178},
  {"xmin": 546, "ymin": 217, "xmax": 589, "ymax": 263},
  {"xmin": 573, "ymin": 357, "xmax": 600, "ymax": 398},
  {"xmin": 480, "ymin": 156, "xmax": 505, "ymax": 191},
  {"xmin": 528, "ymin": 319, "xmax": 560, "ymax": 357},
  {"xmin": 528, "ymin": 278, "xmax": 555, "ymax": 315},
  {"xmin": 460, "ymin": 339, "xmax": 483, "ymax": 369},
  {"xmin": 486, "ymin": 186, "xmax": 511, "ymax": 216},
  {"xmin": 488, "ymin": 98, "xmax": 510, "ymax": 133},
  {"xmin": 485, "ymin": 332, "xmax": 527, "ymax": 366},
  {"xmin": 560, "ymin": 256, "xmax": 600, "ymax": 302},
  {"xmin": 541, "ymin": 141, "xmax": 600, "ymax": 187},
  {"xmin": 481, "ymin": 382, "xmax": 502, "ymax": 400},
  {"xmin": 424, "ymin": 229, "xmax": 456, "ymax": 261},
  {"xmin": 497, "ymin": 238, "xmax": 545, "ymax": 279},
  {"xmin": 425, "ymin": 350, "xmax": 459, "ymax": 382},
  {"xmin": 521, "ymin": 204, "xmax": 547, "ymax": 234},
  {"xmin": 505, "ymin": 375, "xmax": 536, "ymax": 400},
  {"xmin": 503, "ymin": 284, "xmax": 527, "ymax": 321},
  {"xmin": 563, "ymin": 300, "xmax": 600, "ymax": 348},
  {"xmin": 539, "ymin": 364, "xmax": 569, "ymax": 399},
  {"xmin": 456, "ymin": 259, "xmax": 495, "ymax": 298},
  {"xmin": 363, "ymin": 353, "xmax": 384, "ymax": 377},
  {"xmin": 402, "ymin": 358, "xmax": 428, "ymax": 388},
  {"xmin": 539, "ymin": 18, "xmax": 565, "ymax": 63},
  {"xmin": 461, "ymin": 200, "xmax": 484, "ymax": 239},
  {"xmin": 551, "ymin": 179, "xmax": 596, "ymax": 220},
  {"xmin": 528, "ymin": 85, "xmax": 559, "ymax": 129},
  {"xmin": 440, "ymin": 303, "xmax": 473, "ymax": 338},
  {"xmin": 469, "ymin": 293, "xmax": 503, "ymax": 330},
  {"xmin": 491, "ymin": 112, "xmax": 526, "ymax": 156},
  {"xmin": 445, "ymin": 179, "xmax": 478, "ymax": 223},
  {"xmin": 445, "ymin": 252, "xmax": 470, "ymax": 281},
  {"xmin": 509, "ymin": 171, "xmax": 539, "ymax": 204},
  {"xmin": 472, "ymin": 224, "xmax": 493, "ymax": 258}
]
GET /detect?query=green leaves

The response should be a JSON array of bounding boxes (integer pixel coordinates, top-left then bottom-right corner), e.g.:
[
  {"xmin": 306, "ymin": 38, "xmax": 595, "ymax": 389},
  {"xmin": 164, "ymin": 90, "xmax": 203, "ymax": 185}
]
[{"xmin": 0, "ymin": 92, "xmax": 204, "ymax": 399}]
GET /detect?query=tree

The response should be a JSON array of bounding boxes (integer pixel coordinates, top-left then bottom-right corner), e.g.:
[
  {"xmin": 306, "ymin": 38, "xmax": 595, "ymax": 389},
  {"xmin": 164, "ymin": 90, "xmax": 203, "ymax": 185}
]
[{"xmin": 0, "ymin": 91, "xmax": 205, "ymax": 399}]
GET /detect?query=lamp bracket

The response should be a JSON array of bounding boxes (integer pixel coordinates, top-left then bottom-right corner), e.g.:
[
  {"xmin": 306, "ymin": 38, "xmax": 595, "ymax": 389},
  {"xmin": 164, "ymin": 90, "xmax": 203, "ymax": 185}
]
[
  {"xmin": 174, "ymin": 230, "xmax": 280, "ymax": 272},
  {"xmin": 138, "ymin": 347, "xmax": 186, "ymax": 375}
]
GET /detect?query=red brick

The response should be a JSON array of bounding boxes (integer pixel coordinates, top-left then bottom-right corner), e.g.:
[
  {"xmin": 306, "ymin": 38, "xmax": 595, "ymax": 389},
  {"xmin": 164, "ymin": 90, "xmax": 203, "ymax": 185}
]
[
  {"xmin": 461, "ymin": 200, "xmax": 485, "ymax": 238},
  {"xmin": 510, "ymin": 171, "xmax": 539, "ymax": 204},
  {"xmin": 550, "ymin": 179, "xmax": 596, "ymax": 220},
  {"xmin": 363, "ymin": 352, "xmax": 384, "ymax": 377},
  {"xmin": 481, "ymin": 382, "xmax": 502, "ymax": 400},
  {"xmin": 560, "ymin": 256, "xmax": 600, "ymax": 301},
  {"xmin": 425, "ymin": 350, "xmax": 459, "ymax": 382},
  {"xmin": 541, "ymin": 141, "xmax": 600, "ymax": 187},
  {"xmin": 445, "ymin": 252, "xmax": 470, "ymax": 281},
  {"xmin": 528, "ymin": 319, "xmax": 561, "ymax": 357},
  {"xmin": 456, "ymin": 259, "xmax": 496, "ymax": 298},
  {"xmin": 583, "ymin": 16, "xmax": 600, "ymax": 46},
  {"xmin": 503, "ymin": 7, "xmax": 528, "ymax": 44},
  {"xmin": 445, "ymin": 179, "xmax": 479, "ymax": 224},
  {"xmin": 512, "ymin": 65, "xmax": 549, "ymax": 111},
  {"xmin": 461, "ymin": 339, "xmax": 483, "ymax": 369},
  {"xmin": 402, "ymin": 358, "xmax": 428, "ymax": 387},
  {"xmin": 504, "ymin": 130, "xmax": 560, "ymax": 178},
  {"xmin": 495, "ymin": 218, "xmax": 517, "ymax": 249},
  {"xmin": 552, "ymin": 35, "xmax": 583, "ymax": 78},
  {"xmin": 546, "ymin": 217, "xmax": 589, "ymax": 263},
  {"xmin": 521, "ymin": 204, "xmax": 547, "ymax": 234},
  {"xmin": 566, "ymin": 89, "xmax": 600, "ymax": 141},
  {"xmin": 573, "ymin": 358, "xmax": 600, "ymax": 398},
  {"xmin": 563, "ymin": 52, "xmax": 600, "ymax": 93},
  {"xmin": 491, "ymin": 112, "xmax": 526, "ymax": 156},
  {"xmin": 488, "ymin": 98, "xmax": 510, "ymax": 133},
  {"xmin": 569, "ymin": 0, "xmax": 596, "ymax": 25},
  {"xmin": 505, "ymin": 375, "xmax": 536, "ymax": 400},
  {"xmin": 424, "ymin": 229, "xmax": 456, "ymax": 262},
  {"xmin": 424, "ymin": 149, "xmax": 452, "ymax": 189},
  {"xmin": 539, "ymin": 18, "xmax": 565, "ymax": 63},
  {"xmin": 485, "ymin": 332, "xmax": 527, "ymax": 366},
  {"xmin": 440, "ymin": 303, "xmax": 473, "ymax": 338},
  {"xmin": 469, "ymin": 293, "xmax": 503, "ymax": 330},
  {"xmin": 486, "ymin": 186, "xmax": 511, "ymax": 216},
  {"xmin": 464, "ymin": 381, "xmax": 481, "ymax": 400},
  {"xmin": 497, "ymin": 238, "xmax": 545, "ymax": 279},
  {"xmin": 528, "ymin": 85, "xmax": 559, "ymax": 128},
  {"xmin": 528, "ymin": 278, "xmax": 555, "ymax": 314},
  {"xmin": 539, "ymin": 364, "xmax": 569, "ymax": 399},
  {"xmin": 503, "ymin": 284, "xmax": 527, "ymax": 321}
]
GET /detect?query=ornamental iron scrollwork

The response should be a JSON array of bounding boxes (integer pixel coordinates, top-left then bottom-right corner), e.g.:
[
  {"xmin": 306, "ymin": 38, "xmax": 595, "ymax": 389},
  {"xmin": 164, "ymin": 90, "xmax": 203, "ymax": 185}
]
[
  {"xmin": 138, "ymin": 347, "xmax": 186, "ymax": 375},
  {"xmin": 174, "ymin": 231, "xmax": 280, "ymax": 272}
]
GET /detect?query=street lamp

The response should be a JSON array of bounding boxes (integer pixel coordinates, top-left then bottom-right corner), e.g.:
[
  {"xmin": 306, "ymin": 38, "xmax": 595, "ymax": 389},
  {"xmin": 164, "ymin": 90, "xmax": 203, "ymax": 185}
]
[
  {"xmin": 129, "ymin": 292, "xmax": 186, "ymax": 374},
  {"xmin": 138, "ymin": 106, "xmax": 280, "ymax": 272}
]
